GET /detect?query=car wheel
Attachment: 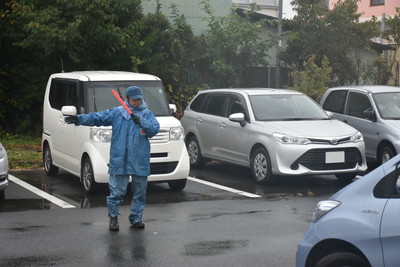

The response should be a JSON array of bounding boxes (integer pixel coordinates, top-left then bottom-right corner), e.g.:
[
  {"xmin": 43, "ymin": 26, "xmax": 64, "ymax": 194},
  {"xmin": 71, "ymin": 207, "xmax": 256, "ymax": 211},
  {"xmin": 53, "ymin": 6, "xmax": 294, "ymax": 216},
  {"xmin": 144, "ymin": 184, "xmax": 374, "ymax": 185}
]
[
  {"xmin": 43, "ymin": 144, "xmax": 59, "ymax": 176},
  {"xmin": 168, "ymin": 179, "xmax": 187, "ymax": 191},
  {"xmin": 81, "ymin": 157, "xmax": 97, "ymax": 194},
  {"xmin": 315, "ymin": 251, "xmax": 370, "ymax": 267},
  {"xmin": 335, "ymin": 173, "xmax": 357, "ymax": 182},
  {"xmin": 378, "ymin": 144, "xmax": 396, "ymax": 165},
  {"xmin": 186, "ymin": 136, "xmax": 205, "ymax": 168},
  {"xmin": 251, "ymin": 147, "xmax": 274, "ymax": 184}
]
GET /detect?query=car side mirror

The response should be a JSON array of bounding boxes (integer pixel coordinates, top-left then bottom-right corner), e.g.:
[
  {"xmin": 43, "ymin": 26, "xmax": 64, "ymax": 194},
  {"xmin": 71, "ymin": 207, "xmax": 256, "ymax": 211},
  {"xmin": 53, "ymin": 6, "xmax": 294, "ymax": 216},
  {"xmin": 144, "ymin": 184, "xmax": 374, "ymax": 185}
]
[
  {"xmin": 229, "ymin": 112, "xmax": 246, "ymax": 127},
  {"xmin": 61, "ymin": 106, "xmax": 77, "ymax": 116},
  {"xmin": 363, "ymin": 109, "xmax": 376, "ymax": 122},
  {"xmin": 325, "ymin": 111, "xmax": 334, "ymax": 118},
  {"xmin": 169, "ymin": 104, "xmax": 177, "ymax": 114}
]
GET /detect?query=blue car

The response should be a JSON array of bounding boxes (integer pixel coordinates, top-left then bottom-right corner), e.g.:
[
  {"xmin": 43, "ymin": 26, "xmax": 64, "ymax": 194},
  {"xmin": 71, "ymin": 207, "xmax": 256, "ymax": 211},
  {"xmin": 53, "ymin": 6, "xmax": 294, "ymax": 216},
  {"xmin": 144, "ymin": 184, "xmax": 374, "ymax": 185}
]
[{"xmin": 297, "ymin": 154, "xmax": 400, "ymax": 267}]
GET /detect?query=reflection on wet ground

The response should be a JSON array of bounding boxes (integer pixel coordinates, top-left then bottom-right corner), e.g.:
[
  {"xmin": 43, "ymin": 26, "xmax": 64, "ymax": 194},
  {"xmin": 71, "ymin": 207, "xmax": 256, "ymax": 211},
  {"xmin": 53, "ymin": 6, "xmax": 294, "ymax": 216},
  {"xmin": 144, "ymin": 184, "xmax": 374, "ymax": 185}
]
[
  {"xmin": 184, "ymin": 240, "xmax": 249, "ymax": 256},
  {"xmin": 2, "ymin": 161, "xmax": 378, "ymax": 212},
  {"xmin": 0, "ymin": 198, "xmax": 51, "ymax": 212}
]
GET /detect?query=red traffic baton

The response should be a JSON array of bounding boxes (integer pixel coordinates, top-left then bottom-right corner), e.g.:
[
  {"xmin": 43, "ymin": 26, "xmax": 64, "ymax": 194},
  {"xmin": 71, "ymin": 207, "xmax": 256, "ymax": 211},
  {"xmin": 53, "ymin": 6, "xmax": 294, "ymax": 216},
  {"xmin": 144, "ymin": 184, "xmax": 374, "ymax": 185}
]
[{"xmin": 111, "ymin": 89, "xmax": 132, "ymax": 115}]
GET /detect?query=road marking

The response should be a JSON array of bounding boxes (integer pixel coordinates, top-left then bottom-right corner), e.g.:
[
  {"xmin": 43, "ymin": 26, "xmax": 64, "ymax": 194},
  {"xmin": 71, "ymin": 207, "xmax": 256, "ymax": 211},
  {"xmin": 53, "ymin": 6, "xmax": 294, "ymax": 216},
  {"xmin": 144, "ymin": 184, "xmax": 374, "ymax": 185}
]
[
  {"xmin": 9, "ymin": 175, "xmax": 76, "ymax": 208},
  {"xmin": 188, "ymin": 176, "xmax": 261, "ymax": 198}
]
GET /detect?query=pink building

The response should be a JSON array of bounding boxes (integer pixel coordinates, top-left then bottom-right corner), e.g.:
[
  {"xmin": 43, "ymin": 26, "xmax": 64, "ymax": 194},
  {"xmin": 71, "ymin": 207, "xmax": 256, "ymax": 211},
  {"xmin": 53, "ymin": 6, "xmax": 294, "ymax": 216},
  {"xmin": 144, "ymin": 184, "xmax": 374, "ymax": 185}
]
[{"xmin": 329, "ymin": 0, "xmax": 399, "ymax": 21}]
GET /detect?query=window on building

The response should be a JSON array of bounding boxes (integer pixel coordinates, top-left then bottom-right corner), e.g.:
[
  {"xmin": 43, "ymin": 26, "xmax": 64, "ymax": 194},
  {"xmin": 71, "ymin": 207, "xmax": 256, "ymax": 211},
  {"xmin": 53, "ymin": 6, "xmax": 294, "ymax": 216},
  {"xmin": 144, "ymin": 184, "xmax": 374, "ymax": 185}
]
[{"xmin": 371, "ymin": 0, "xmax": 385, "ymax": 6}]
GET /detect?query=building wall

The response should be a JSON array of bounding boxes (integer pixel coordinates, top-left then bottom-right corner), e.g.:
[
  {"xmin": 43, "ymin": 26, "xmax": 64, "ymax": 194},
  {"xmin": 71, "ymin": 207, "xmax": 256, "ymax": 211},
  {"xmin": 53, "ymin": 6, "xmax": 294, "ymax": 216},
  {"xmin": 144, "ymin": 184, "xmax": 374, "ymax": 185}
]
[
  {"xmin": 231, "ymin": 0, "xmax": 296, "ymax": 19},
  {"xmin": 232, "ymin": 0, "xmax": 279, "ymax": 17},
  {"xmin": 329, "ymin": 0, "xmax": 399, "ymax": 20}
]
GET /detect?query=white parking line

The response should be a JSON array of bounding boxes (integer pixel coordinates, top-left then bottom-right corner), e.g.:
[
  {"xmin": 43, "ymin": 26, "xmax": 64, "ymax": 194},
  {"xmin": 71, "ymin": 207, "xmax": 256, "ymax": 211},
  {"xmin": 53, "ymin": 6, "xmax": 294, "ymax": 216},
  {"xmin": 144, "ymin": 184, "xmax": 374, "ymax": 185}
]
[
  {"xmin": 188, "ymin": 176, "xmax": 261, "ymax": 198},
  {"xmin": 9, "ymin": 175, "xmax": 76, "ymax": 208}
]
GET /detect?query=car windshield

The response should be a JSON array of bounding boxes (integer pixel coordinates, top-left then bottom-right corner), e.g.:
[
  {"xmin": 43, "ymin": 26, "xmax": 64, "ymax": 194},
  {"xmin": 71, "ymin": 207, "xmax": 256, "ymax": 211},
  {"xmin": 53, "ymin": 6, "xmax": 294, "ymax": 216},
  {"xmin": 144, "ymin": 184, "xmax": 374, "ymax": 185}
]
[
  {"xmin": 374, "ymin": 92, "xmax": 400, "ymax": 120},
  {"xmin": 86, "ymin": 81, "xmax": 171, "ymax": 116},
  {"xmin": 249, "ymin": 94, "xmax": 330, "ymax": 121}
]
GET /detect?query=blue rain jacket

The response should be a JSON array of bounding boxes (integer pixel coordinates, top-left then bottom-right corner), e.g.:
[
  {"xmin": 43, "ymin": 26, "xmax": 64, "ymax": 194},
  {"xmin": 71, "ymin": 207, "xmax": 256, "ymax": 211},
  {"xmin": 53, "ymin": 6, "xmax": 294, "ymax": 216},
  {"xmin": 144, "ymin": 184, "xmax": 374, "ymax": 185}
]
[{"xmin": 76, "ymin": 100, "xmax": 160, "ymax": 176}]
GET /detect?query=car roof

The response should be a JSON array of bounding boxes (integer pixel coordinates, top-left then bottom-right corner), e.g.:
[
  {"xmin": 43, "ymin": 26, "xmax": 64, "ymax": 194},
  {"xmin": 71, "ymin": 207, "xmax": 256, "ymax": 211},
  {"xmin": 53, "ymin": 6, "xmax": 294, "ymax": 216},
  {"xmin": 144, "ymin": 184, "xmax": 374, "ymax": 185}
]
[
  {"xmin": 328, "ymin": 85, "xmax": 400, "ymax": 94},
  {"xmin": 50, "ymin": 71, "xmax": 161, "ymax": 82},
  {"xmin": 197, "ymin": 88, "xmax": 303, "ymax": 96}
]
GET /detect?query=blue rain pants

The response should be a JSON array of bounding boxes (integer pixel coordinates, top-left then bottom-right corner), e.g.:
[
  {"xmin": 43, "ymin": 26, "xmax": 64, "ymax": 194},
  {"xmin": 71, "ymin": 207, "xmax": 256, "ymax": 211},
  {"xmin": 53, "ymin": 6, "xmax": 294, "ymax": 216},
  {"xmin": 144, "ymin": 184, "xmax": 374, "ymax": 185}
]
[{"xmin": 107, "ymin": 174, "xmax": 148, "ymax": 224}]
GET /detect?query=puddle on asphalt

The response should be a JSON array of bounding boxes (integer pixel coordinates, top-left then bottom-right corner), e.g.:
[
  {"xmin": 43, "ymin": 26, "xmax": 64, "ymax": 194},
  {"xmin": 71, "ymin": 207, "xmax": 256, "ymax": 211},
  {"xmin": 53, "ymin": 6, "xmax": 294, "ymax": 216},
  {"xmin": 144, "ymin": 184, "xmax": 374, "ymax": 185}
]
[
  {"xmin": 2, "ymin": 255, "xmax": 65, "ymax": 266},
  {"xmin": 0, "ymin": 199, "xmax": 51, "ymax": 212},
  {"xmin": 8, "ymin": 225, "xmax": 45, "ymax": 232},
  {"xmin": 184, "ymin": 240, "xmax": 249, "ymax": 256}
]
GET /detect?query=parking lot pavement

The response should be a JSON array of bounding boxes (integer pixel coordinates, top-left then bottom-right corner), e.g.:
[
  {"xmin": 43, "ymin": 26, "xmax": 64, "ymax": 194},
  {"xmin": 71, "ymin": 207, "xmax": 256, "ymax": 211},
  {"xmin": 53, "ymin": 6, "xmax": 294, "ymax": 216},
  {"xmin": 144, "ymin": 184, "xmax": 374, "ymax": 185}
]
[{"xmin": 1, "ymin": 195, "xmax": 312, "ymax": 266}]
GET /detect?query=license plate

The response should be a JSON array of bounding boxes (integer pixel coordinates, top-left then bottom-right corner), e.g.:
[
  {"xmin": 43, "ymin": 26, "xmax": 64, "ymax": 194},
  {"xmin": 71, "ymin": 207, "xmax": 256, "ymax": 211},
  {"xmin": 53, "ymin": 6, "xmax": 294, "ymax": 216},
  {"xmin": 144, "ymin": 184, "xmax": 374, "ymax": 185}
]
[{"xmin": 326, "ymin": 151, "xmax": 345, "ymax": 163}]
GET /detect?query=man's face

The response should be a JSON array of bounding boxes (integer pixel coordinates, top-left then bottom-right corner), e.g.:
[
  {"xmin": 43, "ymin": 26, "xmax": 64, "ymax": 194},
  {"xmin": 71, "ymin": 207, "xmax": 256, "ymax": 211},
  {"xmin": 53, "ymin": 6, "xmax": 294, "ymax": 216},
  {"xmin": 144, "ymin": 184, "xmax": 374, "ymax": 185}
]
[{"xmin": 128, "ymin": 97, "xmax": 141, "ymax": 108}]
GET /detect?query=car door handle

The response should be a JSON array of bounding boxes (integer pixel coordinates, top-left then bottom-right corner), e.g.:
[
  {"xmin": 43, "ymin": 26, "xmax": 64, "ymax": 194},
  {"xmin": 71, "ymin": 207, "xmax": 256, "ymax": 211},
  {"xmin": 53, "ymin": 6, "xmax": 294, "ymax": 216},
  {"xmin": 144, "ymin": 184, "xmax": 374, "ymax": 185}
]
[
  {"xmin": 219, "ymin": 122, "xmax": 226, "ymax": 128},
  {"xmin": 196, "ymin": 118, "xmax": 203, "ymax": 124}
]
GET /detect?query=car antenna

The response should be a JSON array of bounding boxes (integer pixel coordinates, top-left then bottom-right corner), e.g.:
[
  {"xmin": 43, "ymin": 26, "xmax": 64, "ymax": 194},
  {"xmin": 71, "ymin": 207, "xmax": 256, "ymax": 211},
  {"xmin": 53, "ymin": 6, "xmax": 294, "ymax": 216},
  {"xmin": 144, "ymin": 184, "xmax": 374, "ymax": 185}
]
[{"xmin": 60, "ymin": 58, "xmax": 65, "ymax": 73}]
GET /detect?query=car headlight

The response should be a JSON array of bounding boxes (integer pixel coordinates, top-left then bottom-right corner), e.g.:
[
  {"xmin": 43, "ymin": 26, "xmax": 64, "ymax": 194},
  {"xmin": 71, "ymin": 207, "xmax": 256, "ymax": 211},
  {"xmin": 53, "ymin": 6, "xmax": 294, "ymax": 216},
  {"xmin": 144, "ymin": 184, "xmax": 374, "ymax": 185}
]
[
  {"xmin": 350, "ymin": 131, "xmax": 363, "ymax": 142},
  {"xmin": 170, "ymin": 126, "xmax": 185, "ymax": 140},
  {"xmin": 312, "ymin": 200, "xmax": 341, "ymax": 222},
  {"xmin": 273, "ymin": 133, "xmax": 311, "ymax": 145},
  {"xmin": 90, "ymin": 128, "xmax": 112, "ymax": 143}
]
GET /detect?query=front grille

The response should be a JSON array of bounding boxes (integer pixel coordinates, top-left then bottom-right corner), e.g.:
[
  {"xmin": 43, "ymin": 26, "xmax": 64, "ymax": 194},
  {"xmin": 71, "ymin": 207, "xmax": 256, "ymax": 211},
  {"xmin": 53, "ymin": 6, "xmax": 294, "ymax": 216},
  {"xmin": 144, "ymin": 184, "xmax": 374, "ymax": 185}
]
[
  {"xmin": 150, "ymin": 161, "xmax": 178, "ymax": 174},
  {"xmin": 292, "ymin": 148, "xmax": 362, "ymax": 171},
  {"xmin": 308, "ymin": 136, "xmax": 352, "ymax": 145},
  {"xmin": 150, "ymin": 128, "xmax": 170, "ymax": 144}
]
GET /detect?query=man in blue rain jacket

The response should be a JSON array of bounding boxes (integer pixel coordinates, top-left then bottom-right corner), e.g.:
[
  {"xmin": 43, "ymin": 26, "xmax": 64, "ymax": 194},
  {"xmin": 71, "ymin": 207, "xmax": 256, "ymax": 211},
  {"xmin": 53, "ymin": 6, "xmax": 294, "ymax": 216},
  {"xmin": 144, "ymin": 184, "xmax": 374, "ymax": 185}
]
[{"xmin": 65, "ymin": 86, "xmax": 160, "ymax": 231}]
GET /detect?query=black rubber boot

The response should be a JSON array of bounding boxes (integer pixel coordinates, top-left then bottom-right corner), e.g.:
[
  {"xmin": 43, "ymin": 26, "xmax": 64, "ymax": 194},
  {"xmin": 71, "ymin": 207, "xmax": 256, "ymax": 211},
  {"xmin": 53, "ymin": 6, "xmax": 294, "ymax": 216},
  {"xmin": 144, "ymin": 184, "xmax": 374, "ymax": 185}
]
[{"xmin": 109, "ymin": 216, "xmax": 119, "ymax": 231}]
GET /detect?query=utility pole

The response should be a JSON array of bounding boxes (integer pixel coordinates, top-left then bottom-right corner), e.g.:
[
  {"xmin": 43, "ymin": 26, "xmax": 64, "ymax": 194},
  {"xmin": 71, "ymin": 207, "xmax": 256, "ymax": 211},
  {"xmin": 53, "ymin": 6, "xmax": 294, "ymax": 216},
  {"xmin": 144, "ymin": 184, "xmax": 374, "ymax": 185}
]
[{"xmin": 275, "ymin": 0, "xmax": 283, "ymax": 88}]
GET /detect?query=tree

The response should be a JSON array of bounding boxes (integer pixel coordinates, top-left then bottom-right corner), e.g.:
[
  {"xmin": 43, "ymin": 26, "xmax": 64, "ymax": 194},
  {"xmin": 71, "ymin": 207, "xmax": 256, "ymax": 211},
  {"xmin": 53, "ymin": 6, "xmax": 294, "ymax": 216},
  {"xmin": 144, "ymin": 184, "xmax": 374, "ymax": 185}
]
[
  {"xmin": 132, "ymin": 2, "xmax": 201, "ymax": 113},
  {"xmin": 196, "ymin": 0, "xmax": 276, "ymax": 87},
  {"xmin": 0, "ymin": 0, "xmax": 143, "ymax": 133},
  {"xmin": 291, "ymin": 55, "xmax": 332, "ymax": 101},
  {"xmin": 382, "ymin": 8, "xmax": 400, "ymax": 85},
  {"xmin": 284, "ymin": 0, "xmax": 378, "ymax": 86}
]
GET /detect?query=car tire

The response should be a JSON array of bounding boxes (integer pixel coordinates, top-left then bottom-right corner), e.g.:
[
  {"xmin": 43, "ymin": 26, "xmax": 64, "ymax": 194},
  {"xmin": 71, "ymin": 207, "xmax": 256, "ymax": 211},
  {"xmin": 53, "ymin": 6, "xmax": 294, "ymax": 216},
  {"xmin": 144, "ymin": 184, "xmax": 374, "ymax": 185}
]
[
  {"xmin": 315, "ymin": 251, "xmax": 370, "ymax": 267},
  {"xmin": 251, "ymin": 147, "xmax": 274, "ymax": 184},
  {"xmin": 43, "ymin": 144, "xmax": 59, "ymax": 176},
  {"xmin": 81, "ymin": 157, "xmax": 97, "ymax": 194},
  {"xmin": 168, "ymin": 179, "xmax": 187, "ymax": 191},
  {"xmin": 186, "ymin": 136, "xmax": 205, "ymax": 168},
  {"xmin": 335, "ymin": 173, "xmax": 357, "ymax": 182},
  {"xmin": 378, "ymin": 144, "xmax": 396, "ymax": 165}
]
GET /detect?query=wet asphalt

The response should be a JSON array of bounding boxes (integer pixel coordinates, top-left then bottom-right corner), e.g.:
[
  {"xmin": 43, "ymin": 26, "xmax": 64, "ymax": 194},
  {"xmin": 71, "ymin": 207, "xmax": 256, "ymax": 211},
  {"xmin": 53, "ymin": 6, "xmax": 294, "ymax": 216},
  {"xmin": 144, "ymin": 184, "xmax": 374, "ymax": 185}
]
[{"xmin": 1, "ymin": 161, "xmax": 370, "ymax": 266}]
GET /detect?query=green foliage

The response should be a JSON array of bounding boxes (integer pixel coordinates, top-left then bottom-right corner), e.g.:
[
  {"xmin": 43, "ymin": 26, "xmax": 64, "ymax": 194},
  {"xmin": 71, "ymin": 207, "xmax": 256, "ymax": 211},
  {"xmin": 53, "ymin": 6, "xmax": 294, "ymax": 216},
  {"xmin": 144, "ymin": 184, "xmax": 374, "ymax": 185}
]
[
  {"xmin": 363, "ymin": 57, "xmax": 391, "ymax": 85},
  {"xmin": 291, "ymin": 55, "xmax": 332, "ymax": 101},
  {"xmin": 1, "ymin": 0, "xmax": 280, "ymax": 132},
  {"xmin": 1, "ymin": 133, "xmax": 42, "ymax": 169},
  {"xmin": 284, "ymin": 0, "xmax": 378, "ymax": 86},
  {"xmin": 11, "ymin": 0, "xmax": 142, "ymax": 70},
  {"xmin": 382, "ymin": 8, "xmax": 400, "ymax": 85},
  {"xmin": 0, "ymin": 0, "xmax": 142, "ymax": 133},
  {"xmin": 196, "ymin": 0, "xmax": 276, "ymax": 87}
]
